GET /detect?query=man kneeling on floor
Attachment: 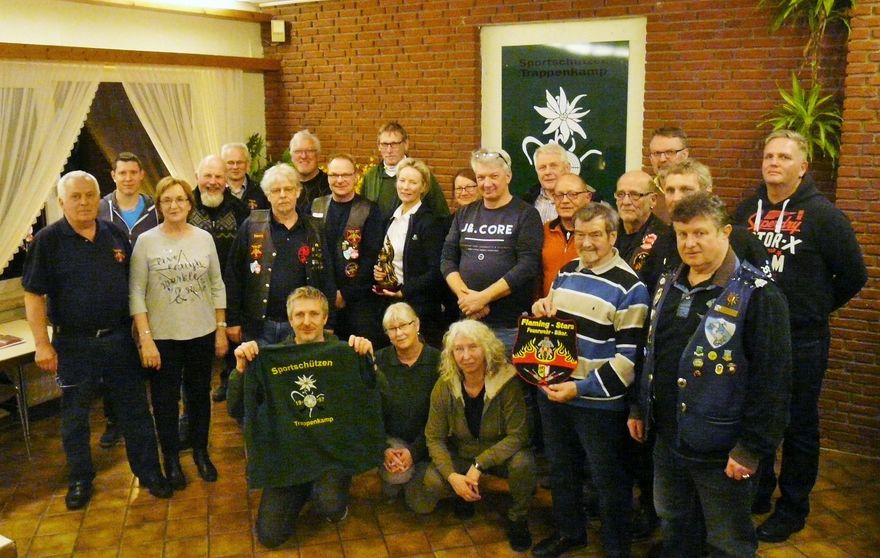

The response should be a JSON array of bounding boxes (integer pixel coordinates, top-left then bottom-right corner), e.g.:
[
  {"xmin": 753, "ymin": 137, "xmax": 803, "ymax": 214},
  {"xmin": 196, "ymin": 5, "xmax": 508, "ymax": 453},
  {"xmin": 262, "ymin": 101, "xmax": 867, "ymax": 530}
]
[
  {"xmin": 406, "ymin": 319, "xmax": 536, "ymax": 552},
  {"xmin": 228, "ymin": 286, "xmax": 384, "ymax": 548}
]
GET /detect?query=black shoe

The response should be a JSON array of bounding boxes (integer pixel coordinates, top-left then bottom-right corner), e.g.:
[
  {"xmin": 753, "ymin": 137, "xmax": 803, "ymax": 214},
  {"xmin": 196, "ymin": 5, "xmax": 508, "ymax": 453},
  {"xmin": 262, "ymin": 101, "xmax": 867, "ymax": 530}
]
[
  {"xmin": 193, "ymin": 449, "xmax": 218, "ymax": 482},
  {"xmin": 756, "ymin": 512, "xmax": 805, "ymax": 542},
  {"xmin": 65, "ymin": 481, "xmax": 93, "ymax": 510},
  {"xmin": 165, "ymin": 457, "xmax": 187, "ymax": 490},
  {"xmin": 453, "ymin": 498, "xmax": 475, "ymax": 519},
  {"xmin": 212, "ymin": 379, "xmax": 228, "ymax": 402},
  {"xmin": 142, "ymin": 475, "xmax": 173, "ymax": 499},
  {"xmin": 751, "ymin": 498, "xmax": 772, "ymax": 515},
  {"xmin": 99, "ymin": 422, "xmax": 122, "ymax": 448},
  {"xmin": 632, "ymin": 505, "xmax": 659, "ymax": 541},
  {"xmin": 506, "ymin": 518, "xmax": 532, "ymax": 552},
  {"xmin": 532, "ymin": 534, "xmax": 588, "ymax": 558}
]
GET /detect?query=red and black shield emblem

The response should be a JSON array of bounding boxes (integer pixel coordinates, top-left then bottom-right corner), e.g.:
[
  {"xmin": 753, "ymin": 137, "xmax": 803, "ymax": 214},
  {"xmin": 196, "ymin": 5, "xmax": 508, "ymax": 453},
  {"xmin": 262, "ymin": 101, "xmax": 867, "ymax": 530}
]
[{"xmin": 512, "ymin": 316, "xmax": 578, "ymax": 385}]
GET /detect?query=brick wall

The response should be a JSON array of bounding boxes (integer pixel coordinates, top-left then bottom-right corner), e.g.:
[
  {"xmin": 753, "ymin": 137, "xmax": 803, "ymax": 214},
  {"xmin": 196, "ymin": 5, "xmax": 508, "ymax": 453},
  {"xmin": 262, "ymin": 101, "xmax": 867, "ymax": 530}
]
[
  {"xmin": 263, "ymin": 0, "xmax": 878, "ymax": 456},
  {"xmin": 826, "ymin": 0, "xmax": 880, "ymax": 456}
]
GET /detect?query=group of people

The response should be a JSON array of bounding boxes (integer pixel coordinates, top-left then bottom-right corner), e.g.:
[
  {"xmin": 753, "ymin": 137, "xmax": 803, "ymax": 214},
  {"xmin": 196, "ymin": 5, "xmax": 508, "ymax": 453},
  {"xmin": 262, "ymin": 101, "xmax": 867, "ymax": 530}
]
[{"xmin": 20, "ymin": 121, "xmax": 866, "ymax": 558}]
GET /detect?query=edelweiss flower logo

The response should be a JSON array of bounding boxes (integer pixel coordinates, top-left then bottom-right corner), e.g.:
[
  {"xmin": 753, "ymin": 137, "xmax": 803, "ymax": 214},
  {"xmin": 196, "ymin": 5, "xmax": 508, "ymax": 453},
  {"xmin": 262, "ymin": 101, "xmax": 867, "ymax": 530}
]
[
  {"xmin": 534, "ymin": 87, "xmax": 590, "ymax": 145},
  {"xmin": 295, "ymin": 375, "xmax": 317, "ymax": 392},
  {"xmin": 521, "ymin": 86, "xmax": 602, "ymax": 175}
]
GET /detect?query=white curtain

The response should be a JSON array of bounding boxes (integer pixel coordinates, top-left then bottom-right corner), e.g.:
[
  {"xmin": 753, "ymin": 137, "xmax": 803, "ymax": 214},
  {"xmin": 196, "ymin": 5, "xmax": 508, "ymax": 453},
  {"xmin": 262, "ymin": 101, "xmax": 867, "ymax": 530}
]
[
  {"xmin": 0, "ymin": 61, "xmax": 103, "ymax": 274},
  {"xmin": 118, "ymin": 65, "xmax": 244, "ymax": 181}
]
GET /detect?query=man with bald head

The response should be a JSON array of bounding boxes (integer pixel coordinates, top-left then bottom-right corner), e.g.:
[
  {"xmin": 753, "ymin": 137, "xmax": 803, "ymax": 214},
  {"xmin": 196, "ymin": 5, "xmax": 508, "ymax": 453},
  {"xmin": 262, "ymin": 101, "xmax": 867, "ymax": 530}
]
[
  {"xmin": 189, "ymin": 154, "xmax": 249, "ymax": 267},
  {"xmin": 614, "ymin": 170, "xmax": 671, "ymax": 290}
]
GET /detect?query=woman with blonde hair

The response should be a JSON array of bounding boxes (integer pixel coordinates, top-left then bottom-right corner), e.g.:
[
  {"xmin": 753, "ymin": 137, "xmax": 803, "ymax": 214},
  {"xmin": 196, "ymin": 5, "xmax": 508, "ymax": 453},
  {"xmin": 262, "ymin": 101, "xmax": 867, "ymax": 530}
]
[
  {"xmin": 406, "ymin": 320, "xmax": 535, "ymax": 552},
  {"xmin": 373, "ymin": 157, "xmax": 445, "ymax": 345}
]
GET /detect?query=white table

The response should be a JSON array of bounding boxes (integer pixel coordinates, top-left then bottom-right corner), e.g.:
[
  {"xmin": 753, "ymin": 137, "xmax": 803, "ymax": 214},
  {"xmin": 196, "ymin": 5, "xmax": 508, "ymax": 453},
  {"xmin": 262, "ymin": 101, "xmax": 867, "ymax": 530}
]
[{"xmin": 0, "ymin": 319, "xmax": 44, "ymax": 459}]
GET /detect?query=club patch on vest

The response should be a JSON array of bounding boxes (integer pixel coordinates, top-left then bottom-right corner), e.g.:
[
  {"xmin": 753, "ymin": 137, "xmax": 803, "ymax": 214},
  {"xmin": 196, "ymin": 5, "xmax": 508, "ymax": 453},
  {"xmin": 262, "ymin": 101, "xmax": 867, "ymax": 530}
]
[
  {"xmin": 113, "ymin": 248, "xmax": 126, "ymax": 263},
  {"xmin": 705, "ymin": 316, "xmax": 735, "ymax": 348}
]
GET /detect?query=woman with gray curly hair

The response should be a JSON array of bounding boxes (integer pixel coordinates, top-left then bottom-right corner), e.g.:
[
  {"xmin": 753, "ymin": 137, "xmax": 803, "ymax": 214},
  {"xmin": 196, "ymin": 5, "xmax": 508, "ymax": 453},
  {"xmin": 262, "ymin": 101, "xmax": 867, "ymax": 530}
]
[{"xmin": 405, "ymin": 320, "xmax": 535, "ymax": 552}]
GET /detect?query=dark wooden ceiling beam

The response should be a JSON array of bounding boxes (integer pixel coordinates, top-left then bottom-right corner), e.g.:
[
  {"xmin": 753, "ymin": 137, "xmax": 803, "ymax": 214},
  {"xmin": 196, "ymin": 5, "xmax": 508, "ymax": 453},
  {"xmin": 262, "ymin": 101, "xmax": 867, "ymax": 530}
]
[{"xmin": 0, "ymin": 43, "xmax": 280, "ymax": 72}]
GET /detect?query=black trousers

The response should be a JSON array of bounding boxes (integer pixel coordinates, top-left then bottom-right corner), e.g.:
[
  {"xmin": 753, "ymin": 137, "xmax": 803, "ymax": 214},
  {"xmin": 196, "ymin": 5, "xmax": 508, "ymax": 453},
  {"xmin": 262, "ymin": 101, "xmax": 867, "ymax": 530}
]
[{"xmin": 151, "ymin": 332, "xmax": 214, "ymax": 455}]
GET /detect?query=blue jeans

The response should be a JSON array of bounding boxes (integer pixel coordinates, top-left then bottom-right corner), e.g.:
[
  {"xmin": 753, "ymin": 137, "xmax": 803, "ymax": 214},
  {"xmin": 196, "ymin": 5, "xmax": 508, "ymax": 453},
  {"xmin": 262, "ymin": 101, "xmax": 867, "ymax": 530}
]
[
  {"xmin": 256, "ymin": 470, "xmax": 351, "ymax": 548},
  {"xmin": 54, "ymin": 329, "xmax": 162, "ymax": 484},
  {"xmin": 538, "ymin": 397, "xmax": 631, "ymax": 558},
  {"xmin": 755, "ymin": 333, "xmax": 829, "ymax": 522},
  {"xmin": 654, "ymin": 437, "xmax": 756, "ymax": 558},
  {"xmin": 248, "ymin": 318, "xmax": 293, "ymax": 346}
]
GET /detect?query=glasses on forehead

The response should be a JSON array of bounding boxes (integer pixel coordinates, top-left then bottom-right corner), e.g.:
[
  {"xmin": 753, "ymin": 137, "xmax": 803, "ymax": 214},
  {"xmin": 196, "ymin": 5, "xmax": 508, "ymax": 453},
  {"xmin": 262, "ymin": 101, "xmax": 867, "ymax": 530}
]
[{"xmin": 472, "ymin": 149, "xmax": 511, "ymax": 168}]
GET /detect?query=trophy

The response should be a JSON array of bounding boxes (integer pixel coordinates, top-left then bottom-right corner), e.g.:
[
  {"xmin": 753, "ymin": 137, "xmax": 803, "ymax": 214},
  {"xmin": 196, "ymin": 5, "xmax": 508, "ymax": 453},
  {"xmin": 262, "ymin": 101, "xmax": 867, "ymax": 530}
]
[{"xmin": 373, "ymin": 237, "xmax": 401, "ymax": 294}]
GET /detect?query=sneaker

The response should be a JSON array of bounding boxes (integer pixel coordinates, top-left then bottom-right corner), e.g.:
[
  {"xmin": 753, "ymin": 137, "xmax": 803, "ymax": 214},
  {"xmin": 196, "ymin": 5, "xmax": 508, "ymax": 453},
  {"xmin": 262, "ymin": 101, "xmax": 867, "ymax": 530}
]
[
  {"xmin": 99, "ymin": 422, "xmax": 122, "ymax": 448},
  {"xmin": 506, "ymin": 518, "xmax": 532, "ymax": 552}
]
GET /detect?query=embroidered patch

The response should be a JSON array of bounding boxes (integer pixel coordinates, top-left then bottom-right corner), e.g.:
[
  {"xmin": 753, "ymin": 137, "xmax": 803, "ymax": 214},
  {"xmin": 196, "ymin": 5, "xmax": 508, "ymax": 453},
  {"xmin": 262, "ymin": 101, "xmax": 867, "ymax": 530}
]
[
  {"xmin": 705, "ymin": 316, "xmax": 736, "ymax": 348},
  {"xmin": 298, "ymin": 245, "xmax": 311, "ymax": 264}
]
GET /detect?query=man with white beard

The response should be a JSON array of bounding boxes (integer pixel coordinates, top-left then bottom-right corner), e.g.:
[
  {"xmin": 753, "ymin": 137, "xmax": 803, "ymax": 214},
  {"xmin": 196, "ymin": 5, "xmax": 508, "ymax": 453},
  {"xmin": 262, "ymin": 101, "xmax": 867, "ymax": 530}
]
[{"xmin": 189, "ymin": 154, "xmax": 249, "ymax": 267}]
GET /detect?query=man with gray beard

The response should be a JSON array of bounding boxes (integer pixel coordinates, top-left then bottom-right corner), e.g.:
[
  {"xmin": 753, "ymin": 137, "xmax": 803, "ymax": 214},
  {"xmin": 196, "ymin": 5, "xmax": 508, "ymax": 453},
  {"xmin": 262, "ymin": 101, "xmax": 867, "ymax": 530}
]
[
  {"xmin": 189, "ymin": 154, "xmax": 249, "ymax": 267},
  {"xmin": 187, "ymin": 154, "xmax": 248, "ymax": 406}
]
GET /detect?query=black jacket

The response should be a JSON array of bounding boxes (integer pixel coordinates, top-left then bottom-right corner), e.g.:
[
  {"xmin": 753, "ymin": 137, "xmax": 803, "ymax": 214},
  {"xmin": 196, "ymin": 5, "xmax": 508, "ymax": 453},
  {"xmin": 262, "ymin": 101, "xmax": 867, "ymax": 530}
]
[
  {"xmin": 380, "ymin": 203, "xmax": 445, "ymax": 321},
  {"xmin": 733, "ymin": 174, "xmax": 867, "ymax": 336}
]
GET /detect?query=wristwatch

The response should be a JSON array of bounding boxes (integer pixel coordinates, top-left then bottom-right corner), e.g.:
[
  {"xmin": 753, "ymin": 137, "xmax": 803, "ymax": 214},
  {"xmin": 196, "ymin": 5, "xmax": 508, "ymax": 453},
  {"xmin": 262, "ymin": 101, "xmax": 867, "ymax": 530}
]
[{"xmin": 472, "ymin": 460, "xmax": 482, "ymax": 472}]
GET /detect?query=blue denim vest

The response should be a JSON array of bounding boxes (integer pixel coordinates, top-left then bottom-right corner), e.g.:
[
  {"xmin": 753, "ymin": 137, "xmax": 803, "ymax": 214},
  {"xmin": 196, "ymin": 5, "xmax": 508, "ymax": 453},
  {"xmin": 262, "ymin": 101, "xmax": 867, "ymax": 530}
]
[{"xmin": 642, "ymin": 259, "xmax": 769, "ymax": 454}]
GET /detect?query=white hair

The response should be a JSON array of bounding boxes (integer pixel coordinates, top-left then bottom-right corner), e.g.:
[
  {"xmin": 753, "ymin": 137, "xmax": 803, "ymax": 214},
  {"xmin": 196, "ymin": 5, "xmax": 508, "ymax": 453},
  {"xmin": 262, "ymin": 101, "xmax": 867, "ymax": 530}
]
[
  {"xmin": 221, "ymin": 142, "xmax": 250, "ymax": 162},
  {"xmin": 57, "ymin": 171, "xmax": 99, "ymax": 198},
  {"xmin": 289, "ymin": 129, "xmax": 322, "ymax": 153},
  {"xmin": 260, "ymin": 163, "xmax": 301, "ymax": 195},
  {"xmin": 534, "ymin": 143, "xmax": 570, "ymax": 168}
]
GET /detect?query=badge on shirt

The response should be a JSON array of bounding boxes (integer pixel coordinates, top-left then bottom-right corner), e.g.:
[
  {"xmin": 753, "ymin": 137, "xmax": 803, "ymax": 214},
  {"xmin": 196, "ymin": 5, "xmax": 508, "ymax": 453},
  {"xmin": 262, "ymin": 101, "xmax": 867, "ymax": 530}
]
[
  {"xmin": 112, "ymin": 248, "xmax": 126, "ymax": 263},
  {"xmin": 344, "ymin": 262, "xmax": 359, "ymax": 278},
  {"xmin": 250, "ymin": 260, "xmax": 262, "ymax": 274},
  {"xmin": 250, "ymin": 243, "xmax": 263, "ymax": 260},
  {"xmin": 705, "ymin": 316, "xmax": 735, "ymax": 348},
  {"xmin": 298, "ymin": 245, "xmax": 311, "ymax": 265}
]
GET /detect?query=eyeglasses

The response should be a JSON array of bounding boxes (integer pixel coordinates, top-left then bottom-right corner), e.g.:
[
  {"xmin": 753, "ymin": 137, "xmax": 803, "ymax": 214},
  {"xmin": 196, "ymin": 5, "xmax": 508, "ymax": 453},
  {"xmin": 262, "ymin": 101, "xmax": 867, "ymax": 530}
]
[
  {"xmin": 472, "ymin": 149, "xmax": 512, "ymax": 168},
  {"xmin": 454, "ymin": 185, "xmax": 478, "ymax": 194},
  {"xmin": 328, "ymin": 173, "xmax": 355, "ymax": 181},
  {"xmin": 613, "ymin": 191, "xmax": 652, "ymax": 202},
  {"xmin": 159, "ymin": 197, "xmax": 190, "ymax": 206},
  {"xmin": 552, "ymin": 191, "xmax": 589, "ymax": 202},
  {"xmin": 378, "ymin": 141, "xmax": 404, "ymax": 149},
  {"xmin": 293, "ymin": 149, "xmax": 317, "ymax": 156},
  {"xmin": 649, "ymin": 148, "xmax": 686, "ymax": 159},
  {"xmin": 384, "ymin": 320, "xmax": 415, "ymax": 334}
]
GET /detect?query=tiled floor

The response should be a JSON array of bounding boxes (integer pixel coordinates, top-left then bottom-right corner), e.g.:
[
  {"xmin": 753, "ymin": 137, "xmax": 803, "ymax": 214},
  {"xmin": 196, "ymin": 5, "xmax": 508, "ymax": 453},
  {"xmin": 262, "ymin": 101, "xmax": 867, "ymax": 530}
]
[{"xmin": 0, "ymin": 395, "xmax": 878, "ymax": 557}]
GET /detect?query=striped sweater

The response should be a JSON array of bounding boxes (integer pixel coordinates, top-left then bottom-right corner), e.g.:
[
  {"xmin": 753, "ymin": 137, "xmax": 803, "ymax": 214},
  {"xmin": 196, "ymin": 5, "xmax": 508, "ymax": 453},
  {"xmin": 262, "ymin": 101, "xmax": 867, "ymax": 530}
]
[{"xmin": 548, "ymin": 249, "xmax": 649, "ymax": 410}]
